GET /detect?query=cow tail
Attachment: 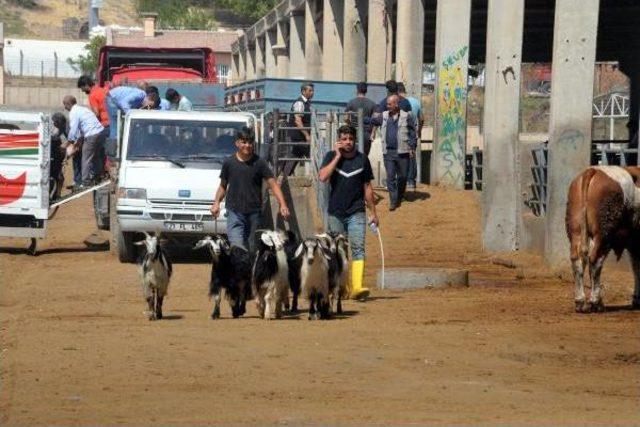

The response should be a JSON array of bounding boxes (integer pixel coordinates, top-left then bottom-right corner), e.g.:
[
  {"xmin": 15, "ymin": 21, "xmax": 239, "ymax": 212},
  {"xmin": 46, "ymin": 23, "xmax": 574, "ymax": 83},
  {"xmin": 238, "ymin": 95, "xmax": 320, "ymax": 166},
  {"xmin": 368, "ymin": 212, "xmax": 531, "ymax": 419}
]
[{"xmin": 579, "ymin": 169, "xmax": 594, "ymax": 259}]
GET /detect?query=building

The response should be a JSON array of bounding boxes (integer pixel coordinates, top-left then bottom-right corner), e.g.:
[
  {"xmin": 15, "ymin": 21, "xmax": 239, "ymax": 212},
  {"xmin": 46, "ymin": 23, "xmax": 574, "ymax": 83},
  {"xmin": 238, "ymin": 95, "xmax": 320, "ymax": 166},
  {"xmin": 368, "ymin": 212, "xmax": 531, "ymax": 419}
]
[{"xmin": 106, "ymin": 15, "xmax": 240, "ymax": 85}]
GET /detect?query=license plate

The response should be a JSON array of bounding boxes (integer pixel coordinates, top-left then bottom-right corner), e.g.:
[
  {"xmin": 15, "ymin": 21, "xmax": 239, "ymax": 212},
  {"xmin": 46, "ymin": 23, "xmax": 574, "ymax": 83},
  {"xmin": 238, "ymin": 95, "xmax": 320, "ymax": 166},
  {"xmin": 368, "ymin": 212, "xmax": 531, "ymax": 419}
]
[{"xmin": 163, "ymin": 222, "xmax": 204, "ymax": 232}]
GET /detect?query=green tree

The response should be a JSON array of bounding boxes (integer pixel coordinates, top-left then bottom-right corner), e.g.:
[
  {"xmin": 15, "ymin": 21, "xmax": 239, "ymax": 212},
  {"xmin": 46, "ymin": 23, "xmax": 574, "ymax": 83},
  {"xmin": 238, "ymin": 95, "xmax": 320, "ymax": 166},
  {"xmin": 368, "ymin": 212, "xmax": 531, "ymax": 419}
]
[
  {"xmin": 67, "ymin": 35, "xmax": 106, "ymax": 76},
  {"xmin": 215, "ymin": 0, "xmax": 279, "ymax": 23},
  {"xmin": 135, "ymin": 0, "xmax": 216, "ymax": 30}
]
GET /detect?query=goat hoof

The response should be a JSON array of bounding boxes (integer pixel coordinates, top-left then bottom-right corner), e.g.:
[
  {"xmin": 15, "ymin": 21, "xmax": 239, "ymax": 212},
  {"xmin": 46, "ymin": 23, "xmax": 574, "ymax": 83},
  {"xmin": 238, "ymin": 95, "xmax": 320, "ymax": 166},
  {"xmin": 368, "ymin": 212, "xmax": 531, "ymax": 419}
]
[
  {"xmin": 589, "ymin": 300, "xmax": 605, "ymax": 313},
  {"xmin": 211, "ymin": 309, "xmax": 221, "ymax": 320},
  {"xmin": 574, "ymin": 300, "xmax": 589, "ymax": 313}
]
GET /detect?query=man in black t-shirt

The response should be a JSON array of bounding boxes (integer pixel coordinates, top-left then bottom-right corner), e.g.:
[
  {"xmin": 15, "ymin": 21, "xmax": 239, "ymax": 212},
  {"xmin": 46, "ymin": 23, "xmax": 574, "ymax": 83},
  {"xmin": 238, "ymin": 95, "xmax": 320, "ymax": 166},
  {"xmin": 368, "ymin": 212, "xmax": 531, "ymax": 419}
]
[
  {"xmin": 210, "ymin": 127, "xmax": 290, "ymax": 252},
  {"xmin": 345, "ymin": 82, "xmax": 377, "ymax": 156},
  {"xmin": 319, "ymin": 125, "xmax": 379, "ymax": 300}
]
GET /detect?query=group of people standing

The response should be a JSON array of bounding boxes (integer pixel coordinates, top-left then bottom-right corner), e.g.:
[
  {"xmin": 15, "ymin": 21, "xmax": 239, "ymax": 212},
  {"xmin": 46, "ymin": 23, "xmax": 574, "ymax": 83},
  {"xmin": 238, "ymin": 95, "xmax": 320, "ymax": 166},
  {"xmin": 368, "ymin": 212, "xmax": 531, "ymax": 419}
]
[
  {"xmin": 51, "ymin": 76, "xmax": 193, "ymax": 192},
  {"xmin": 289, "ymin": 79, "xmax": 424, "ymax": 212}
]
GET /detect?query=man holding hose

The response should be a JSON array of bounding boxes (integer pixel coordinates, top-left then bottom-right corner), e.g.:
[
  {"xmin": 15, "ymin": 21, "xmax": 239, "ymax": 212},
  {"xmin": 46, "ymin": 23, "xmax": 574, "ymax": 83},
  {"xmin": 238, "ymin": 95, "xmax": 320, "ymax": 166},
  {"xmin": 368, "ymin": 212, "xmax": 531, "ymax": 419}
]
[{"xmin": 319, "ymin": 125, "xmax": 379, "ymax": 300}]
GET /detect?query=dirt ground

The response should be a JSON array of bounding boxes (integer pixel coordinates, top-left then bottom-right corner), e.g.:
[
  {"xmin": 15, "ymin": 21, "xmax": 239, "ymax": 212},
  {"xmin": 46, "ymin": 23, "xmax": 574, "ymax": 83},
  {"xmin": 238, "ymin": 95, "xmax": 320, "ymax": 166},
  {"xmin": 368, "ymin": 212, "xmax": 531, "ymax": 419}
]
[{"xmin": 1, "ymin": 185, "xmax": 639, "ymax": 425}]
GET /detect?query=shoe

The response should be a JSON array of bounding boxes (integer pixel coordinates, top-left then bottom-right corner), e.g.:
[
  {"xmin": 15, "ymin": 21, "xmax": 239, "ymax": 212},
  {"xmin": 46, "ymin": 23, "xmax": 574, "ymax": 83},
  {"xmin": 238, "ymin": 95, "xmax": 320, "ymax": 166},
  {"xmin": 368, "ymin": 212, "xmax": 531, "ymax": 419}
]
[
  {"xmin": 389, "ymin": 203, "xmax": 397, "ymax": 211},
  {"xmin": 350, "ymin": 260, "xmax": 370, "ymax": 300}
]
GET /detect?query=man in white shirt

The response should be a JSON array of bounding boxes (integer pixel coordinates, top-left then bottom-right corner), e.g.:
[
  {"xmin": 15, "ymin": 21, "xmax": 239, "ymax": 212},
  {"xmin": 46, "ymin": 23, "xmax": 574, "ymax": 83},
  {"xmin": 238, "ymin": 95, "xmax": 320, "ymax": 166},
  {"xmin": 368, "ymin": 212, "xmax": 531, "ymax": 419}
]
[
  {"xmin": 63, "ymin": 95, "xmax": 105, "ymax": 187},
  {"xmin": 165, "ymin": 88, "xmax": 194, "ymax": 111}
]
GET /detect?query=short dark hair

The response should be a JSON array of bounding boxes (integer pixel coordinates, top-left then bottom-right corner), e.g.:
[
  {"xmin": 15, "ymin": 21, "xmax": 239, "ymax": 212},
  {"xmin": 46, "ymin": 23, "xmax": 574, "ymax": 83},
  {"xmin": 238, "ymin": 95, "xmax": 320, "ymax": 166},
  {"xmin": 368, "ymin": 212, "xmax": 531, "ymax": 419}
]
[
  {"xmin": 338, "ymin": 124, "xmax": 356, "ymax": 139},
  {"xmin": 146, "ymin": 92, "xmax": 161, "ymax": 109},
  {"xmin": 397, "ymin": 82, "xmax": 406, "ymax": 93},
  {"xmin": 356, "ymin": 82, "xmax": 367, "ymax": 94},
  {"xmin": 165, "ymin": 88, "xmax": 180, "ymax": 102},
  {"xmin": 301, "ymin": 82, "xmax": 314, "ymax": 93},
  {"xmin": 236, "ymin": 126, "xmax": 255, "ymax": 142},
  {"xmin": 77, "ymin": 75, "xmax": 94, "ymax": 88},
  {"xmin": 145, "ymin": 85, "xmax": 160, "ymax": 95},
  {"xmin": 385, "ymin": 79, "xmax": 398, "ymax": 94}
]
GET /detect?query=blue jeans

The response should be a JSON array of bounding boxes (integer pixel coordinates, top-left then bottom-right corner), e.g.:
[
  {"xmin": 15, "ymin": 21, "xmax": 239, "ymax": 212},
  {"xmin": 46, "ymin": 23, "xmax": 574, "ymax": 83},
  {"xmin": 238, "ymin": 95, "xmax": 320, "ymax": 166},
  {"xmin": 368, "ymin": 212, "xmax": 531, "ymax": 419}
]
[
  {"xmin": 226, "ymin": 209, "xmax": 261, "ymax": 253},
  {"xmin": 383, "ymin": 150, "xmax": 410, "ymax": 205},
  {"xmin": 328, "ymin": 211, "xmax": 366, "ymax": 261}
]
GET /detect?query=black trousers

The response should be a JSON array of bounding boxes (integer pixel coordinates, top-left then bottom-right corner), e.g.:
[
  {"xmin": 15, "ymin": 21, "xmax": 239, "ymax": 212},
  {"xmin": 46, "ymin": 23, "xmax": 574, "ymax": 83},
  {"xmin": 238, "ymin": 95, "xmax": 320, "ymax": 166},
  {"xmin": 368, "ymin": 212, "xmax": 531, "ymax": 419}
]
[{"xmin": 383, "ymin": 150, "xmax": 410, "ymax": 205}]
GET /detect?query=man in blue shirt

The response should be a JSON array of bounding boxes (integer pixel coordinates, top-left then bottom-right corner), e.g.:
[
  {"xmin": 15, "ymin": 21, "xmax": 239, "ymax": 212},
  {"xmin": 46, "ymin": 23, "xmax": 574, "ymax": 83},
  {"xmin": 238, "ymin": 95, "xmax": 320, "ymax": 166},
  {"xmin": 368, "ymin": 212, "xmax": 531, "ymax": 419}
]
[
  {"xmin": 105, "ymin": 84, "xmax": 146, "ymax": 157},
  {"xmin": 371, "ymin": 95, "xmax": 417, "ymax": 210},
  {"xmin": 63, "ymin": 95, "xmax": 105, "ymax": 187},
  {"xmin": 398, "ymin": 83, "xmax": 424, "ymax": 189},
  {"xmin": 377, "ymin": 80, "xmax": 412, "ymax": 113}
]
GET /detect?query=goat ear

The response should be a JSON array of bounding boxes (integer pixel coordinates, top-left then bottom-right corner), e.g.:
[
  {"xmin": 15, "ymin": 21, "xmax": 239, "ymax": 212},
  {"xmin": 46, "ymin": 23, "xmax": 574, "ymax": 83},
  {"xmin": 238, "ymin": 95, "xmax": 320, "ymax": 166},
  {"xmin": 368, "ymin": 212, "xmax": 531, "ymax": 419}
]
[
  {"xmin": 134, "ymin": 240, "xmax": 145, "ymax": 246},
  {"xmin": 143, "ymin": 231, "xmax": 151, "ymax": 239},
  {"xmin": 321, "ymin": 248, "xmax": 332, "ymax": 261},
  {"xmin": 317, "ymin": 238, "xmax": 330, "ymax": 252},
  {"xmin": 294, "ymin": 243, "xmax": 304, "ymax": 258},
  {"xmin": 193, "ymin": 239, "xmax": 208, "ymax": 250},
  {"xmin": 260, "ymin": 233, "xmax": 274, "ymax": 247}
]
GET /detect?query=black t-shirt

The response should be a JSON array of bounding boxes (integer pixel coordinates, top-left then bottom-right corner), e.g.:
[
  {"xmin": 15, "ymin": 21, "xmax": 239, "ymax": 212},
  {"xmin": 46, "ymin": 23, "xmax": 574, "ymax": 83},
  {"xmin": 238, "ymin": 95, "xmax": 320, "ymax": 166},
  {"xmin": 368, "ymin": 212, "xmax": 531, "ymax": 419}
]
[
  {"xmin": 220, "ymin": 154, "xmax": 274, "ymax": 214},
  {"xmin": 345, "ymin": 96, "xmax": 377, "ymax": 140},
  {"xmin": 321, "ymin": 151, "xmax": 374, "ymax": 217}
]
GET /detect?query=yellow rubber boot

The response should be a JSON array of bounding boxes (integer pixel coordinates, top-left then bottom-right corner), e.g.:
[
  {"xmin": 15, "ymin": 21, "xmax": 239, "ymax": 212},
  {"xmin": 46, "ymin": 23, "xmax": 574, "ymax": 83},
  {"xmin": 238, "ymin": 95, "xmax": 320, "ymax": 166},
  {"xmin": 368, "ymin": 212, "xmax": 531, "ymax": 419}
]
[{"xmin": 350, "ymin": 260, "xmax": 370, "ymax": 300}]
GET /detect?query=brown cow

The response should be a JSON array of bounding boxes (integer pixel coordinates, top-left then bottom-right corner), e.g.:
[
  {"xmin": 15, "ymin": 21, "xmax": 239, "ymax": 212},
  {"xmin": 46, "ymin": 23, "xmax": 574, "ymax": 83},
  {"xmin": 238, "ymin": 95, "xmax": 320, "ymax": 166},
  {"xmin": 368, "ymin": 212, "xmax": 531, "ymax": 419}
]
[{"xmin": 566, "ymin": 165, "xmax": 640, "ymax": 313}]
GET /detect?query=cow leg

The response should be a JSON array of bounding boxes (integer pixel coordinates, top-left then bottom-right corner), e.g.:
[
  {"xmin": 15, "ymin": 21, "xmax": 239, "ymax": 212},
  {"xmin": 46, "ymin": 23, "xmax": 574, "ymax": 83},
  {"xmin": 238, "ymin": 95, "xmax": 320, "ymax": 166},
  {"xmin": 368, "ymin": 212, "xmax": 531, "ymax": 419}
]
[
  {"xmin": 256, "ymin": 288, "xmax": 266, "ymax": 319},
  {"xmin": 291, "ymin": 288, "xmax": 299, "ymax": 313},
  {"xmin": 337, "ymin": 294, "xmax": 343, "ymax": 315},
  {"xmin": 569, "ymin": 232, "xmax": 588, "ymax": 313},
  {"xmin": 264, "ymin": 282, "xmax": 275, "ymax": 320},
  {"xmin": 588, "ymin": 249, "xmax": 607, "ymax": 313},
  {"xmin": 630, "ymin": 253, "xmax": 640, "ymax": 309}
]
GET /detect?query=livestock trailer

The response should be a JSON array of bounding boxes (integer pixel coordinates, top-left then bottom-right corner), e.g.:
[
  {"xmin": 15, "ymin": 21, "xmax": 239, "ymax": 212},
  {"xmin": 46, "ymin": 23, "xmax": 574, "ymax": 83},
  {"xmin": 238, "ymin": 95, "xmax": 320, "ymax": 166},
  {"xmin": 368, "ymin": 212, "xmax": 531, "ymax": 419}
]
[{"xmin": 0, "ymin": 111, "xmax": 108, "ymax": 254}]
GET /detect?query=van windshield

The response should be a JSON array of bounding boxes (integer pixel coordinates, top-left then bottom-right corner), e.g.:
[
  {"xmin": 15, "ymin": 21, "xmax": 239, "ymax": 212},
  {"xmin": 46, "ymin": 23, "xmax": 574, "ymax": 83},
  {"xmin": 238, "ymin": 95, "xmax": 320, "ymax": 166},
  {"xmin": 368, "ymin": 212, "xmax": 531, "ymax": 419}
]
[{"xmin": 126, "ymin": 119, "xmax": 246, "ymax": 162}]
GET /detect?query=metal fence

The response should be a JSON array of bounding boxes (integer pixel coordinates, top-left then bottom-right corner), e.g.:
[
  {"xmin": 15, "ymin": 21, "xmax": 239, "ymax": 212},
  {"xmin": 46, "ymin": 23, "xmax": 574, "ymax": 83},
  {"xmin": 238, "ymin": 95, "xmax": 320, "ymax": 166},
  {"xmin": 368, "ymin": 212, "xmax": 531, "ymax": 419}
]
[{"xmin": 524, "ymin": 147, "xmax": 548, "ymax": 217}]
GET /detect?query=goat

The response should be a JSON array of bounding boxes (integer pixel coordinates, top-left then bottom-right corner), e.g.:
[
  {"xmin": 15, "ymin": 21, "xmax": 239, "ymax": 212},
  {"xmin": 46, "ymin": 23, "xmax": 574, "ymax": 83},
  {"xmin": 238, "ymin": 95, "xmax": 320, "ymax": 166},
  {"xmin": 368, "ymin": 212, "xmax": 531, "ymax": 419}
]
[
  {"xmin": 296, "ymin": 237, "xmax": 332, "ymax": 320},
  {"xmin": 136, "ymin": 232, "xmax": 172, "ymax": 321},
  {"xmin": 319, "ymin": 232, "xmax": 351, "ymax": 314},
  {"xmin": 194, "ymin": 235, "xmax": 252, "ymax": 319},
  {"xmin": 253, "ymin": 230, "xmax": 290, "ymax": 320},
  {"xmin": 283, "ymin": 230, "xmax": 302, "ymax": 313}
]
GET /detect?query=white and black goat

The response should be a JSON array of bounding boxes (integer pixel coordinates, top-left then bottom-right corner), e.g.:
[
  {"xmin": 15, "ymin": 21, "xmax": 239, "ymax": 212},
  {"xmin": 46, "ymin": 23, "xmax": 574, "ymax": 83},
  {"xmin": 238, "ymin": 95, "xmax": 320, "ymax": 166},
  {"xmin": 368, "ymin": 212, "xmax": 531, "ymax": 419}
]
[
  {"xmin": 194, "ymin": 235, "xmax": 252, "ymax": 319},
  {"xmin": 318, "ymin": 232, "xmax": 351, "ymax": 314},
  {"xmin": 252, "ymin": 230, "xmax": 290, "ymax": 320},
  {"xmin": 283, "ymin": 230, "xmax": 302, "ymax": 313},
  {"xmin": 296, "ymin": 237, "xmax": 332, "ymax": 320},
  {"xmin": 136, "ymin": 232, "xmax": 172, "ymax": 321}
]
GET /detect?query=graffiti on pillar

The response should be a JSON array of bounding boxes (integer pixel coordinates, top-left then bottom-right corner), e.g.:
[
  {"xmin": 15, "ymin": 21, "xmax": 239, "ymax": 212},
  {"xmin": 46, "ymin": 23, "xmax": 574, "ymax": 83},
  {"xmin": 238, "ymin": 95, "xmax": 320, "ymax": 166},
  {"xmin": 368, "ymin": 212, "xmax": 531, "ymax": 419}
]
[{"xmin": 437, "ymin": 45, "xmax": 468, "ymax": 187}]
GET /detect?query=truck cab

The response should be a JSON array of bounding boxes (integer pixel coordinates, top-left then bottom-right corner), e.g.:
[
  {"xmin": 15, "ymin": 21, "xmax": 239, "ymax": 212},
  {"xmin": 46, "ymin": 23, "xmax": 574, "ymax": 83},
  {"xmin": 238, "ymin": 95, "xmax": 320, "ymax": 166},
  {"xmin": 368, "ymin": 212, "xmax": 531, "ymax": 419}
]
[{"xmin": 113, "ymin": 110, "xmax": 256, "ymax": 262}]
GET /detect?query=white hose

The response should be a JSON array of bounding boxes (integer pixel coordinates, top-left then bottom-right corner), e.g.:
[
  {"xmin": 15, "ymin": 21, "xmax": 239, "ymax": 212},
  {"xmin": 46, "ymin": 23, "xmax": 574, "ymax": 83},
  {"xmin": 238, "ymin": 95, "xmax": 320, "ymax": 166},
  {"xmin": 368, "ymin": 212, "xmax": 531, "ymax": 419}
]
[{"xmin": 369, "ymin": 224, "xmax": 385, "ymax": 290}]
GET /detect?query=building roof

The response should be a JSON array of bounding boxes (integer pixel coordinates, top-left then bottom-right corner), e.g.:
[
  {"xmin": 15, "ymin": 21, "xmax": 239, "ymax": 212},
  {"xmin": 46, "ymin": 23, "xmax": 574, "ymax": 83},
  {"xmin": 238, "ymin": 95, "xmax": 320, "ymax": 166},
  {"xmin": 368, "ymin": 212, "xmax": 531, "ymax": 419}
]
[{"xmin": 109, "ymin": 29, "xmax": 239, "ymax": 53}]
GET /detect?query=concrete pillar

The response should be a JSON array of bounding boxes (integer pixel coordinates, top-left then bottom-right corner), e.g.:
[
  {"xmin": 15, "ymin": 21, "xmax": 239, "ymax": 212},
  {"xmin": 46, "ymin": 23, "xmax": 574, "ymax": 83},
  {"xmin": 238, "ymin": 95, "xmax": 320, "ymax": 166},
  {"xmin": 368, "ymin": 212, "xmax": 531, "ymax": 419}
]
[
  {"xmin": 245, "ymin": 45, "xmax": 256, "ymax": 81},
  {"xmin": 482, "ymin": 0, "xmax": 525, "ymax": 251},
  {"xmin": 255, "ymin": 37, "xmax": 266, "ymax": 78},
  {"xmin": 265, "ymin": 29, "xmax": 278, "ymax": 78},
  {"xmin": 231, "ymin": 52, "xmax": 240, "ymax": 85},
  {"xmin": 431, "ymin": 0, "xmax": 471, "ymax": 188},
  {"xmin": 395, "ymin": 0, "xmax": 424, "ymax": 98},
  {"xmin": 238, "ymin": 47, "xmax": 247, "ymax": 82},
  {"xmin": 367, "ymin": 0, "xmax": 392, "ymax": 83},
  {"xmin": 343, "ymin": 0, "xmax": 366, "ymax": 82},
  {"xmin": 323, "ymin": 0, "xmax": 344, "ymax": 81},
  {"xmin": 305, "ymin": 0, "xmax": 323, "ymax": 80},
  {"xmin": 544, "ymin": 0, "xmax": 600, "ymax": 266},
  {"xmin": 289, "ymin": 11, "xmax": 306, "ymax": 79},
  {"xmin": 275, "ymin": 20, "xmax": 290, "ymax": 78}
]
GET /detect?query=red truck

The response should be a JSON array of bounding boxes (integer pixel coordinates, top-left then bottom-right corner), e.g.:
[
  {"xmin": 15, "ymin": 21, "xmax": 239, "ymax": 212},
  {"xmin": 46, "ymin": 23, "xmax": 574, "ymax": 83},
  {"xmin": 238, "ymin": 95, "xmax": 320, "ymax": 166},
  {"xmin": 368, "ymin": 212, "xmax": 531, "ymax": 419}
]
[{"xmin": 97, "ymin": 46, "xmax": 218, "ymax": 86}]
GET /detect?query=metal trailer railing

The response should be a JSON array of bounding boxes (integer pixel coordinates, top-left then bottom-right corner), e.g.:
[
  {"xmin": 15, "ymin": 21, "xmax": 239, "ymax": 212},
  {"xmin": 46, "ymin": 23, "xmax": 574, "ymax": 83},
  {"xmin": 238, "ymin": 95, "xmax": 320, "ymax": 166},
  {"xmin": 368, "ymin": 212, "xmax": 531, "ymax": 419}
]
[
  {"xmin": 524, "ymin": 146, "xmax": 548, "ymax": 217},
  {"xmin": 471, "ymin": 147, "xmax": 483, "ymax": 191}
]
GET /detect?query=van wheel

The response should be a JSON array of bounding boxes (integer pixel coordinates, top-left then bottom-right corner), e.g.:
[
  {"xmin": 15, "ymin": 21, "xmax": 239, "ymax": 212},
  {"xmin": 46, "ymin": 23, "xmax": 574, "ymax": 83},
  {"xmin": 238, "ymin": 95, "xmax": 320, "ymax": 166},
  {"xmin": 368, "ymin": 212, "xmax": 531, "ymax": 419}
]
[
  {"xmin": 109, "ymin": 197, "xmax": 136, "ymax": 263},
  {"xmin": 115, "ymin": 229, "xmax": 136, "ymax": 263}
]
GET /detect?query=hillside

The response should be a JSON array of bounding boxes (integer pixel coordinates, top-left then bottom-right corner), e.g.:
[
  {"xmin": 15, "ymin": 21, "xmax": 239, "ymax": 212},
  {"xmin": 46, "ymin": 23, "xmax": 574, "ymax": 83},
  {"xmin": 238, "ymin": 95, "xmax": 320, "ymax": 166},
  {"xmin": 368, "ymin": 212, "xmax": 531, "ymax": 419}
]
[{"xmin": 0, "ymin": 0, "xmax": 138, "ymax": 39}]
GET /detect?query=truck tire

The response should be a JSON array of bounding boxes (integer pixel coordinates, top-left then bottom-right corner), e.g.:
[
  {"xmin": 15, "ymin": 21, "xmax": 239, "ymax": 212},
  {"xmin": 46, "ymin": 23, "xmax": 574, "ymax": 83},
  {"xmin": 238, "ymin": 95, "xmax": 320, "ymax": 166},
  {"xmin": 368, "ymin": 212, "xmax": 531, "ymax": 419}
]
[
  {"xmin": 109, "ymin": 191, "xmax": 136, "ymax": 263},
  {"xmin": 115, "ymin": 228, "xmax": 136, "ymax": 263},
  {"xmin": 93, "ymin": 188, "xmax": 110, "ymax": 231}
]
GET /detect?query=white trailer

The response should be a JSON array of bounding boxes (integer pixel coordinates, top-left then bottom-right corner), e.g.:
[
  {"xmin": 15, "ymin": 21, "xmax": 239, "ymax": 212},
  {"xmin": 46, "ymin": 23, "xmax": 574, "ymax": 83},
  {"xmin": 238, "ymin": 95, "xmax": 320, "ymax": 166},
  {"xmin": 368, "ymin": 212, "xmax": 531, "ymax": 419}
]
[{"xmin": 0, "ymin": 111, "xmax": 108, "ymax": 254}]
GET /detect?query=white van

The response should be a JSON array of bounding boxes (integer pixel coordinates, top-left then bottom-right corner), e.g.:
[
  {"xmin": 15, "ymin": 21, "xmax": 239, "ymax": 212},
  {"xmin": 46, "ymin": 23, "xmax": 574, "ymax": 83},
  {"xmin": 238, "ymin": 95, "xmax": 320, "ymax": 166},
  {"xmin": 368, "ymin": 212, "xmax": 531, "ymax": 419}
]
[{"xmin": 113, "ymin": 110, "xmax": 257, "ymax": 262}]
